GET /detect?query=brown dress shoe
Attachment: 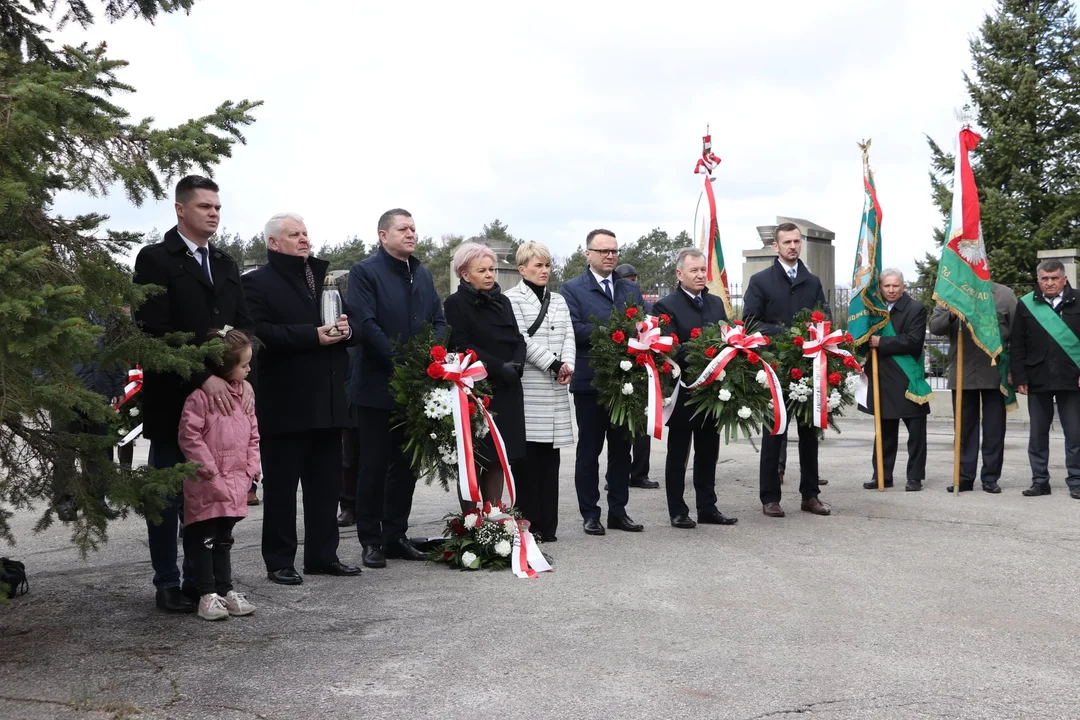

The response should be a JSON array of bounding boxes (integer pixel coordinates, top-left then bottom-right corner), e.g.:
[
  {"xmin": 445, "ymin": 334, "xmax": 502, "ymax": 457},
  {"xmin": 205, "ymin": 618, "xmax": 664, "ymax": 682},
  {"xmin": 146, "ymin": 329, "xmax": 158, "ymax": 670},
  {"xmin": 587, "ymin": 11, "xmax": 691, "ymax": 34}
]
[
  {"xmin": 801, "ymin": 497, "xmax": 831, "ymax": 515},
  {"xmin": 762, "ymin": 502, "xmax": 785, "ymax": 517}
]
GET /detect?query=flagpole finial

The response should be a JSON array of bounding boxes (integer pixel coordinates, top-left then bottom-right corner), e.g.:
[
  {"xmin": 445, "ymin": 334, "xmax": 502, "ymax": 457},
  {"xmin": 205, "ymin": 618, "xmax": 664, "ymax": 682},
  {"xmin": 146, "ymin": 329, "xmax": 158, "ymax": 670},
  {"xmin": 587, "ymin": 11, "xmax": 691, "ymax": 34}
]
[
  {"xmin": 857, "ymin": 138, "xmax": 871, "ymax": 153},
  {"xmin": 954, "ymin": 106, "xmax": 975, "ymax": 129}
]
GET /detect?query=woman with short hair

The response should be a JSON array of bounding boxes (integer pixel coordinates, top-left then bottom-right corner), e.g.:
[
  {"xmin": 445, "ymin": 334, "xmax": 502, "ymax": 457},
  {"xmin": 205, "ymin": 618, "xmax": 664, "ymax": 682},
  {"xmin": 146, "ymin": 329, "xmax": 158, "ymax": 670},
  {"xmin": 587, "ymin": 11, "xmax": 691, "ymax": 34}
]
[{"xmin": 504, "ymin": 242, "xmax": 575, "ymax": 542}]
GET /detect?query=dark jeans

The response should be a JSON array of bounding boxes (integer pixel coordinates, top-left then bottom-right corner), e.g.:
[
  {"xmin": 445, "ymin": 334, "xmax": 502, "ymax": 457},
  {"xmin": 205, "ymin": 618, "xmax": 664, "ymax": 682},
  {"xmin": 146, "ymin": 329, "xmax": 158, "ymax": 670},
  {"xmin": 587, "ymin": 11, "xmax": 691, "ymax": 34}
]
[
  {"xmin": 1027, "ymin": 391, "xmax": 1080, "ymax": 488},
  {"xmin": 573, "ymin": 393, "xmax": 632, "ymax": 520},
  {"xmin": 760, "ymin": 419, "xmax": 819, "ymax": 504},
  {"xmin": 183, "ymin": 517, "xmax": 238, "ymax": 596},
  {"xmin": 340, "ymin": 426, "xmax": 359, "ymax": 513},
  {"xmin": 665, "ymin": 426, "xmax": 720, "ymax": 517},
  {"xmin": 870, "ymin": 416, "xmax": 928, "ymax": 483},
  {"xmin": 147, "ymin": 441, "xmax": 194, "ymax": 590},
  {"xmin": 261, "ymin": 429, "xmax": 342, "ymax": 572},
  {"xmin": 631, "ymin": 432, "xmax": 652, "ymax": 483},
  {"xmin": 515, "ymin": 442, "xmax": 560, "ymax": 539},
  {"xmin": 355, "ymin": 407, "xmax": 418, "ymax": 547},
  {"xmin": 953, "ymin": 389, "xmax": 1006, "ymax": 485}
]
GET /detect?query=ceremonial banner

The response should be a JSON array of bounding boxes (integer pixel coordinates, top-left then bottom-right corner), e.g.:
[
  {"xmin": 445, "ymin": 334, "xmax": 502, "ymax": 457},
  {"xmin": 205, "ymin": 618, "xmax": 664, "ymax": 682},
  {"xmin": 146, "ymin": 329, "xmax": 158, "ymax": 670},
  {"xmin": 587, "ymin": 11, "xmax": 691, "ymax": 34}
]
[
  {"xmin": 847, "ymin": 141, "xmax": 889, "ymax": 347},
  {"xmin": 694, "ymin": 129, "xmax": 733, "ymax": 319}
]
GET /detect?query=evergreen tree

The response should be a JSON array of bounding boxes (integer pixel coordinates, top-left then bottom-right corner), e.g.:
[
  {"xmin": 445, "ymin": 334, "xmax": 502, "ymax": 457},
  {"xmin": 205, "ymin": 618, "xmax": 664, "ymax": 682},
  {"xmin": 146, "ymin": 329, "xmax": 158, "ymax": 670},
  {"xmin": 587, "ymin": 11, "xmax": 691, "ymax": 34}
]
[
  {"xmin": 0, "ymin": 0, "xmax": 260, "ymax": 553},
  {"xmin": 317, "ymin": 235, "xmax": 374, "ymax": 272}
]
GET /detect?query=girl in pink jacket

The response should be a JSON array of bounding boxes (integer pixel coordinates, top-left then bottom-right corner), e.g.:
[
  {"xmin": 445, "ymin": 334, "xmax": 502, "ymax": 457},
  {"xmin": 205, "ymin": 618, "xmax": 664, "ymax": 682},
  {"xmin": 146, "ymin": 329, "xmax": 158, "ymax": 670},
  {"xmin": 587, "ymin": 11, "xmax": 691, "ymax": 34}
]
[{"xmin": 178, "ymin": 328, "xmax": 262, "ymax": 621}]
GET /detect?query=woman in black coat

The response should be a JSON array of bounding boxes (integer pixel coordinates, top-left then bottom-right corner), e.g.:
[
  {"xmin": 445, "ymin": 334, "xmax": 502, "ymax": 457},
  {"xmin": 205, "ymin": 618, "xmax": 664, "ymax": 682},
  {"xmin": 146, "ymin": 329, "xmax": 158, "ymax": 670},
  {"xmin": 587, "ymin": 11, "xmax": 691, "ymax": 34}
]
[{"xmin": 443, "ymin": 242, "xmax": 527, "ymax": 511}]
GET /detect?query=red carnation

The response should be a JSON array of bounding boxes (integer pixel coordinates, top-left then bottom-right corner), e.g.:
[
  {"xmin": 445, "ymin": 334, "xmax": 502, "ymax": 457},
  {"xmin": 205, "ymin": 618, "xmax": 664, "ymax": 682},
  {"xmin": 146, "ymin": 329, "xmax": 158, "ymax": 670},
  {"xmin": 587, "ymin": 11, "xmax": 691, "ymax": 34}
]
[
  {"xmin": 426, "ymin": 362, "xmax": 444, "ymax": 379},
  {"xmin": 690, "ymin": 327, "xmax": 702, "ymax": 339},
  {"xmin": 443, "ymin": 550, "xmax": 455, "ymax": 560},
  {"xmin": 844, "ymin": 356, "xmax": 859, "ymax": 369},
  {"xmin": 482, "ymin": 396, "xmax": 491, "ymax": 409},
  {"xmin": 660, "ymin": 314, "xmax": 671, "ymax": 325},
  {"xmin": 811, "ymin": 311, "xmax": 825, "ymax": 323},
  {"xmin": 705, "ymin": 347, "xmax": 718, "ymax": 359},
  {"xmin": 734, "ymin": 320, "xmax": 744, "ymax": 326},
  {"xmin": 468, "ymin": 401, "xmax": 477, "ymax": 415},
  {"xmin": 635, "ymin": 353, "xmax": 648, "ymax": 366},
  {"xmin": 661, "ymin": 361, "xmax": 672, "ymax": 374},
  {"xmin": 771, "ymin": 361, "xmax": 779, "ymax": 371},
  {"xmin": 828, "ymin": 372, "xmax": 842, "ymax": 387},
  {"xmin": 466, "ymin": 349, "xmax": 478, "ymax": 364},
  {"xmin": 626, "ymin": 307, "xmax": 639, "ymax": 319},
  {"xmin": 612, "ymin": 330, "xmax": 626, "ymax": 344},
  {"xmin": 670, "ymin": 333, "xmax": 679, "ymax": 345},
  {"xmin": 791, "ymin": 368, "xmax": 804, "ymax": 380},
  {"xmin": 450, "ymin": 520, "xmax": 466, "ymax": 537},
  {"xmin": 844, "ymin": 333, "xmax": 854, "ymax": 344},
  {"xmin": 746, "ymin": 352, "xmax": 761, "ymax": 365},
  {"xmin": 431, "ymin": 345, "xmax": 447, "ymax": 361},
  {"xmin": 793, "ymin": 336, "xmax": 805, "ymax": 347}
]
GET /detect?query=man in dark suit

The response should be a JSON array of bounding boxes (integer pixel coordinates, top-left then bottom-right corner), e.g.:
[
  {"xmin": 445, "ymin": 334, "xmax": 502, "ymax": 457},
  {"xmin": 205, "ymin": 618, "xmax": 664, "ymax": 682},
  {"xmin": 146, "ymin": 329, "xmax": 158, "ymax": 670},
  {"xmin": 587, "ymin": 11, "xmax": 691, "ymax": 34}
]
[
  {"xmin": 133, "ymin": 175, "xmax": 253, "ymax": 613},
  {"xmin": 653, "ymin": 249, "xmax": 738, "ymax": 529},
  {"xmin": 561, "ymin": 229, "xmax": 647, "ymax": 535},
  {"xmin": 1011, "ymin": 259, "xmax": 1080, "ymax": 499},
  {"xmin": 347, "ymin": 209, "xmax": 446, "ymax": 568},
  {"xmin": 859, "ymin": 270, "xmax": 930, "ymax": 491},
  {"xmin": 614, "ymin": 262, "xmax": 659, "ymax": 490},
  {"xmin": 742, "ymin": 222, "xmax": 831, "ymax": 518},
  {"xmin": 242, "ymin": 212, "xmax": 362, "ymax": 585}
]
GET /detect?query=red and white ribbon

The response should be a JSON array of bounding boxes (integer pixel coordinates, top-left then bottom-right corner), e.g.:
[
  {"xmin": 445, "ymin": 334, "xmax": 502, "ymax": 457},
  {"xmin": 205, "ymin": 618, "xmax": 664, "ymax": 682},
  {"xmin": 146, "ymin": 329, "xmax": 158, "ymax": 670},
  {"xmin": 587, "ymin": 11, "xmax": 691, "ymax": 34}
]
[
  {"xmin": 491, "ymin": 511, "xmax": 553, "ymax": 580},
  {"xmin": 682, "ymin": 323, "xmax": 788, "ymax": 435},
  {"xmin": 802, "ymin": 320, "xmax": 857, "ymax": 429},
  {"xmin": 113, "ymin": 366, "xmax": 143, "ymax": 410},
  {"xmin": 434, "ymin": 351, "xmax": 517, "ymax": 507},
  {"xmin": 626, "ymin": 315, "xmax": 679, "ymax": 439}
]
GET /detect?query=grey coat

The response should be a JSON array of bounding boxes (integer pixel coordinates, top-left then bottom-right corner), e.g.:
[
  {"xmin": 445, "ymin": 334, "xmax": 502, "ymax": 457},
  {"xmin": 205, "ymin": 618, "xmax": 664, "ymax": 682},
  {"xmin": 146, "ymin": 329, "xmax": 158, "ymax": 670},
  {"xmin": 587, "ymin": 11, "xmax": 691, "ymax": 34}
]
[{"xmin": 928, "ymin": 282, "xmax": 1017, "ymax": 391}]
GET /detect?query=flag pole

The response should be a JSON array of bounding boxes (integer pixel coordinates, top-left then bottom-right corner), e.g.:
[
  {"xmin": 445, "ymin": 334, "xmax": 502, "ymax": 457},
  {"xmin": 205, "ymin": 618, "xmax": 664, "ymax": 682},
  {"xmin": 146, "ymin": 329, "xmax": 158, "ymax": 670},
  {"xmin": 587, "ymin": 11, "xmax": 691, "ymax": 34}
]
[
  {"xmin": 952, "ymin": 331, "xmax": 964, "ymax": 495},
  {"xmin": 872, "ymin": 348, "xmax": 886, "ymax": 491}
]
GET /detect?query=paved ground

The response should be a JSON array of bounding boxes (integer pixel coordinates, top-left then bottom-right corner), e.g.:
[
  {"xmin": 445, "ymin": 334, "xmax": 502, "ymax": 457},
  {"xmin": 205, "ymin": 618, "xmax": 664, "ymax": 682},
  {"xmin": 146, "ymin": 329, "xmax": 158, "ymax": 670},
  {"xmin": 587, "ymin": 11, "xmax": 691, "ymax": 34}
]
[{"xmin": 2, "ymin": 412, "xmax": 1080, "ymax": 720}]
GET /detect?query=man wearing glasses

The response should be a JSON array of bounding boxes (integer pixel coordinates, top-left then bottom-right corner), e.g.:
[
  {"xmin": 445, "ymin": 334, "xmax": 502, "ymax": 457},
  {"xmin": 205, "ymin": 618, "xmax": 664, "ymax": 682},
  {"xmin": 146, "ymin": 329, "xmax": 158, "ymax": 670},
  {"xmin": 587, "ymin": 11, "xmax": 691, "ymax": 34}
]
[{"xmin": 561, "ymin": 229, "xmax": 646, "ymax": 535}]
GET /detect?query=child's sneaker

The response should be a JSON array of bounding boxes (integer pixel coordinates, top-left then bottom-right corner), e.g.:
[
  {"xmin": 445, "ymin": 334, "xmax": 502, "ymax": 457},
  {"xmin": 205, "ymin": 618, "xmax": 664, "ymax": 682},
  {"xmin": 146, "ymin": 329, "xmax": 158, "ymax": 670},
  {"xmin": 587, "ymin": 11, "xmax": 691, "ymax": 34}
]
[
  {"xmin": 223, "ymin": 590, "xmax": 255, "ymax": 616},
  {"xmin": 198, "ymin": 593, "xmax": 229, "ymax": 621}
]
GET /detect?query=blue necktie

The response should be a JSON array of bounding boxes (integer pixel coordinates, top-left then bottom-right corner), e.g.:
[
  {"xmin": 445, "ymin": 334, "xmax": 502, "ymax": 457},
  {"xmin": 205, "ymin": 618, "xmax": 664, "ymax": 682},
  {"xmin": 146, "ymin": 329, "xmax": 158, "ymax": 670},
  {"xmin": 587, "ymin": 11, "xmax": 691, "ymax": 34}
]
[
  {"xmin": 602, "ymin": 278, "xmax": 613, "ymax": 301},
  {"xmin": 196, "ymin": 247, "xmax": 213, "ymax": 284},
  {"xmin": 787, "ymin": 267, "xmax": 797, "ymax": 283},
  {"xmin": 693, "ymin": 295, "xmax": 703, "ymax": 310}
]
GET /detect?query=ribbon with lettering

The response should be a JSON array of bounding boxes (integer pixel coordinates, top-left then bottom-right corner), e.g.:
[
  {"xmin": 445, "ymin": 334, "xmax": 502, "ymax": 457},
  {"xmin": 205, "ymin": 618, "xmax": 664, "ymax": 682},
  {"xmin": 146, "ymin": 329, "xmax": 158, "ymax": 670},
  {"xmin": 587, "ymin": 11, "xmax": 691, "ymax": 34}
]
[
  {"xmin": 802, "ymin": 320, "xmax": 858, "ymax": 429},
  {"xmin": 114, "ymin": 365, "xmax": 143, "ymax": 447},
  {"xmin": 626, "ymin": 315, "xmax": 679, "ymax": 439},
  {"xmin": 682, "ymin": 322, "xmax": 788, "ymax": 435},
  {"xmin": 490, "ymin": 508, "xmax": 553, "ymax": 580}
]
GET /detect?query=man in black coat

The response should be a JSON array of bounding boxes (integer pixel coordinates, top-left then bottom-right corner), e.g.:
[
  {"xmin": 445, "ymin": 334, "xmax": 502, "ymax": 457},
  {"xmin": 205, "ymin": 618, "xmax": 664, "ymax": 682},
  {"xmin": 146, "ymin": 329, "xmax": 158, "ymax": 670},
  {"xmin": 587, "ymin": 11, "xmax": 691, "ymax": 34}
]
[
  {"xmin": 347, "ymin": 208, "xmax": 447, "ymax": 568},
  {"xmin": 742, "ymin": 222, "xmax": 831, "ymax": 518},
  {"xmin": 1010, "ymin": 259, "xmax": 1080, "ymax": 499},
  {"xmin": 858, "ymin": 270, "xmax": 930, "ymax": 491},
  {"xmin": 242, "ymin": 212, "xmax": 362, "ymax": 585},
  {"xmin": 653, "ymin": 249, "xmax": 738, "ymax": 529},
  {"xmin": 133, "ymin": 175, "xmax": 254, "ymax": 613}
]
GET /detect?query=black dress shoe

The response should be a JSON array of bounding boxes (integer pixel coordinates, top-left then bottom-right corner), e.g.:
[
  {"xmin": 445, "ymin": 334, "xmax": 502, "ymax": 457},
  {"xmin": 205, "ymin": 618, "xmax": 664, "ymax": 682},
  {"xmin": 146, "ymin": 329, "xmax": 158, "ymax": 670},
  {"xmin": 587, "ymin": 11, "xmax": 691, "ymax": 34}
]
[
  {"xmin": 384, "ymin": 538, "xmax": 427, "ymax": 561},
  {"xmin": 946, "ymin": 482, "xmax": 974, "ymax": 493},
  {"xmin": 670, "ymin": 514, "xmax": 696, "ymax": 529},
  {"xmin": 607, "ymin": 514, "xmax": 644, "ymax": 532},
  {"xmin": 863, "ymin": 480, "xmax": 893, "ymax": 489},
  {"xmin": 905, "ymin": 480, "xmax": 923, "ymax": 492},
  {"xmin": 267, "ymin": 567, "xmax": 303, "ymax": 585},
  {"xmin": 181, "ymin": 583, "xmax": 199, "ymax": 602},
  {"xmin": 362, "ymin": 545, "xmax": 386, "ymax": 568},
  {"xmin": 582, "ymin": 518, "xmax": 606, "ymax": 536},
  {"xmin": 305, "ymin": 561, "xmax": 362, "ymax": 576},
  {"xmin": 1070, "ymin": 488, "xmax": 1080, "ymax": 500},
  {"xmin": 156, "ymin": 586, "xmax": 196, "ymax": 613},
  {"xmin": 983, "ymin": 482, "xmax": 1002, "ymax": 494},
  {"xmin": 698, "ymin": 508, "xmax": 738, "ymax": 525},
  {"xmin": 629, "ymin": 479, "xmax": 660, "ymax": 489},
  {"xmin": 336, "ymin": 508, "xmax": 356, "ymax": 527},
  {"xmin": 1022, "ymin": 483, "xmax": 1051, "ymax": 496},
  {"xmin": 818, "ymin": 477, "xmax": 829, "ymax": 486}
]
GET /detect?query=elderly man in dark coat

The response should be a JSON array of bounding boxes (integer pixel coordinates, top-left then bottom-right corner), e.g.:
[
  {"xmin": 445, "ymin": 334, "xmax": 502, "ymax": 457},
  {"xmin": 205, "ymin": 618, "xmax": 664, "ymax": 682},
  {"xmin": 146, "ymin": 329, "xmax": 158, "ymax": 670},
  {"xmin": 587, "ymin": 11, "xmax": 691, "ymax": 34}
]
[
  {"xmin": 859, "ymin": 270, "xmax": 931, "ymax": 491},
  {"xmin": 242, "ymin": 212, "xmax": 361, "ymax": 584},
  {"xmin": 653, "ymin": 248, "xmax": 738, "ymax": 529},
  {"xmin": 742, "ymin": 222, "xmax": 831, "ymax": 518},
  {"xmin": 929, "ymin": 281, "xmax": 1017, "ymax": 493}
]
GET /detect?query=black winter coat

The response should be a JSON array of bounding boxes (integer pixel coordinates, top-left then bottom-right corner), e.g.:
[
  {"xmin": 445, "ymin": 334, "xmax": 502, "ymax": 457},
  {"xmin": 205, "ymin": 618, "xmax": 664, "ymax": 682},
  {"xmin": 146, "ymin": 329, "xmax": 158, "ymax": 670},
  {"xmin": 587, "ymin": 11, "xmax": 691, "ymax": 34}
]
[
  {"xmin": 742, "ymin": 259, "xmax": 828, "ymax": 336},
  {"xmin": 653, "ymin": 288, "xmax": 728, "ymax": 429},
  {"xmin": 133, "ymin": 227, "xmax": 253, "ymax": 442},
  {"xmin": 1011, "ymin": 286, "xmax": 1080, "ymax": 393},
  {"xmin": 242, "ymin": 250, "xmax": 356, "ymax": 436},
  {"xmin": 859, "ymin": 293, "xmax": 930, "ymax": 419},
  {"xmin": 444, "ymin": 282, "xmax": 527, "ymax": 461}
]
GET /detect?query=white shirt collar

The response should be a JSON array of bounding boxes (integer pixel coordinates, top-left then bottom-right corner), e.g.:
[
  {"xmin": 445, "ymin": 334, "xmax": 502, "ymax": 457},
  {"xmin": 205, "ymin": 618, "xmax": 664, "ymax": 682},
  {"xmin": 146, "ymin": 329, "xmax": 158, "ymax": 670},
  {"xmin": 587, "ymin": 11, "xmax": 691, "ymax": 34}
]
[
  {"xmin": 887, "ymin": 302, "xmax": 895, "ymax": 311},
  {"xmin": 1047, "ymin": 294, "xmax": 1062, "ymax": 308},
  {"xmin": 178, "ymin": 231, "xmax": 207, "ymax": 256},
  {"xmin": 681, "ymin": 287, "xmax": 701, "ymax": 301},
  {"xmin": 591, "ymin": 269, "xmax": 613, "ymax": 288},
  {"xmin": 778, "ymin": 257, "xmax": 799, "ymax": 274}
]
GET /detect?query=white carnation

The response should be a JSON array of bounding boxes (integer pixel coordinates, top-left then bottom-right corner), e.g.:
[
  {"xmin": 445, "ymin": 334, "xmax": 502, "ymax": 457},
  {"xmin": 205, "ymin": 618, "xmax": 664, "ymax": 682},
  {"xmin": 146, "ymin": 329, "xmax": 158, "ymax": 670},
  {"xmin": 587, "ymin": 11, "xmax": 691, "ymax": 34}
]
[
  {"xmin": 737, "ymin": 406, "xmax": 752, "ymax": 419},
  {"xmin": 621, "ymin": 383, "xmax": 634, "ymax": 396},
  {"xmin": 755, "ymin": 370, "xmax": 768, "ymax": 387},
  {"xmin": 494, "ymin": 540, "xmax": 512, "ymax": 557},
  {"xmin": 827, "ymin": 390, "xmax": 842, "ymax": 411},
  {"xmin": 670, "ymin": 364, "xmax": 681, "ymax": 378},
  {"xmin": 129, "ymin": 407, "xmax": 139, "ymax": 417},
  {"xmin": 461, "ymin": 551, "xmax": 479, "ymax": 568},
  {"xmin": 463, "ymin": 514, "xmax": 478, "ymax": 529},
  {"xmin": 429, "ymin": 432, "xmax": 438, "ymax": 439},
  {"xmin": 717, "ymin": 370, "xmax": 726, "ymax": 382},
  {"xmin": 717, "ymin": 388, "xmax": 732, "ymax": 402},
  {"xmin": 620, "ymin": 360, "xmax": 632, "ymax": 371}
]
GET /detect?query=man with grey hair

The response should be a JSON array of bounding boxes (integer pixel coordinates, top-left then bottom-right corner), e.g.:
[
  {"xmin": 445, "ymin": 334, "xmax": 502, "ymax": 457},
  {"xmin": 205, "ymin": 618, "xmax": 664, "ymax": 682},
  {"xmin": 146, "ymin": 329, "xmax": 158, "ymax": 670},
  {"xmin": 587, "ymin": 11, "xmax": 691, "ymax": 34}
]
[
  {"xmin": 859, "ymin": 268, "xmax": 930, "ymax": 491},
  {"xmin": 242, "ymin": 212, "xmax": 361, "ymax": 584},
  {"xmin": 1010, "ymin": 259, "xmax": 1080, "ymax": 499}
]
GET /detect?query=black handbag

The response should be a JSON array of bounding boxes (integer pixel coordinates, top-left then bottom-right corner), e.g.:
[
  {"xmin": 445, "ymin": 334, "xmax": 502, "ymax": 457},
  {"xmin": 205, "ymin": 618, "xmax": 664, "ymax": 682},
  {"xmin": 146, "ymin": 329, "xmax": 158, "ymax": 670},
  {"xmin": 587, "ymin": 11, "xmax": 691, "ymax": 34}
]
[{"xmin": 1, "ymin": 557, "xmax": 28, "ymax": 599}]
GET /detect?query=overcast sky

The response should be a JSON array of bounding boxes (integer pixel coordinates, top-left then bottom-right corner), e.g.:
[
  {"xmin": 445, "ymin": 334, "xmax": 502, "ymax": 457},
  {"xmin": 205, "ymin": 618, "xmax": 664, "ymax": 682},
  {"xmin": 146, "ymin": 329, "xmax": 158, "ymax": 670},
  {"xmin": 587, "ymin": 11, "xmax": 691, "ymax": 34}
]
[{"xmin": 53, "ymin": 0, "xmax": 999, "ymax": 287}]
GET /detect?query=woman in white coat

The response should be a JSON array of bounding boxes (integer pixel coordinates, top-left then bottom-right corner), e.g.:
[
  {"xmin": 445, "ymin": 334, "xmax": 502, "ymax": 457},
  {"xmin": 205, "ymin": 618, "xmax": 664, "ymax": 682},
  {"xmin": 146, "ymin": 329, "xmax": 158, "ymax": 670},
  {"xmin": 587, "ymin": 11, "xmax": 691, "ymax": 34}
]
[{"xmin": 505, "ymin": 242, "xmax": 576, "ymax": 542}]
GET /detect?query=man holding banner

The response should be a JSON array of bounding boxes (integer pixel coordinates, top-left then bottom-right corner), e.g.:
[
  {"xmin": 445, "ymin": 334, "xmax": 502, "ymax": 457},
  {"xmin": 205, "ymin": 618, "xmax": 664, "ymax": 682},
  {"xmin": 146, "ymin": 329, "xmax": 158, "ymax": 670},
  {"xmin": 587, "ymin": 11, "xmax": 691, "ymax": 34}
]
[{"xmin": 1010, "ymin": 260, "xmax": 1080, "ymax": 499}]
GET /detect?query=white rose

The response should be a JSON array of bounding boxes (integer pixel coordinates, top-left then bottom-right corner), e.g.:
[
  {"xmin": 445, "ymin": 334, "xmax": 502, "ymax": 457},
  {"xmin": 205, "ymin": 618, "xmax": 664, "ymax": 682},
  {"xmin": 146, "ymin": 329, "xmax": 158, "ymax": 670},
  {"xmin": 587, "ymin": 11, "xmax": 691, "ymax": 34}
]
[
  {"xmin": 621, "ymin": 383, "xmax": 634, "ymax": 396},
  {"xmin": 461, "ymin": 551, "xmax": 479, "ymax": 568},
  {"xmin": 494, "ymin": 540, "xmax": 512, "ymax": 557},
  {"xmin": 737, "ymin": 406, "xmax": 752, "ymax": 419},
  {"xmin": 463, "ymin": 514, "xmax": 478, "ymax": 529},
  {"xmin": 717, "ymin": 388, "xmax": 732, "ymax": 402},
  {"xmin": 620, "ymin": 360, "xmax": 632, "ymax": 372}
]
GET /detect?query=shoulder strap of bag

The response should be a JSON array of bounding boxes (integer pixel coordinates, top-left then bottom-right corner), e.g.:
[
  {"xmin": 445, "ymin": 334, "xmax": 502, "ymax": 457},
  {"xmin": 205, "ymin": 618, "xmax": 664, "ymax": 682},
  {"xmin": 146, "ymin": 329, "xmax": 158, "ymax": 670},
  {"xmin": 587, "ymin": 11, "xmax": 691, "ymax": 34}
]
[{"xmin": 526, "ymin": 292, "xmax": 551, "ymax": 337}]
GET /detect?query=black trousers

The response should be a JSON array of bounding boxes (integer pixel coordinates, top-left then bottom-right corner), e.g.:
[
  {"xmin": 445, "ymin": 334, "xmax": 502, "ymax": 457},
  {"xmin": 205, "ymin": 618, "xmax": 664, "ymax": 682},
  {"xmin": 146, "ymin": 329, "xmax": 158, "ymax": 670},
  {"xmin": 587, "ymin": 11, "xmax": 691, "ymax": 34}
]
[
  {"xmin": 573, "ymin": 393, "xmax": 632, "ymax": 520},
  {"xmin": 183, "ymin": 517, "xmax": 238, "ymax": 596},
  {"xmin": 665, "ymin": 426, "xmax": 720, "ymax": 517},
  {"xmin": 870, "ymin": 415, "xmax": 927, "ymax": 483},
  {"xmin": 631, "ymin": 432, "xmax": 652, "ymax": 483},
  {"xmin": 355, "ymin": 407, "xmax": 418, "ymax": 547},
  {"xmin": 515, "ymin": 442, "xmax": 560, "ymax": 540},
  {"xmin": 260, "ymin": 429, "xmax": 342, "ymax": 572},
  {"xmin": 340, "ymin": 426, "xmax": 359, "ymax": 512},
  {"xmin": 1027, "ymin": 391, "xmax": 1080, "ymax": 488},
  {"xmin": 760, "ymin": 419, "xmax": 819, "ymax": 504},
  {"xmin": 952, "ymin": 389, "xmax": 1006, "ymax": 485}
]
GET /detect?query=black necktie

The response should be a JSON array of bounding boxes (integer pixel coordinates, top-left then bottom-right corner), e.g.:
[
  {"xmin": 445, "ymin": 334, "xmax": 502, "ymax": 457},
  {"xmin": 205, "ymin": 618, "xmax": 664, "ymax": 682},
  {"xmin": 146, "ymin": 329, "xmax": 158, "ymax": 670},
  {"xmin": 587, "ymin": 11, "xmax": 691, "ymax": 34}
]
[
  {"xmin": 694, "ymin": 295, "xmax": 703, "ymax": 310},
  {"xmin": 304, "ymin": 262, "xmax": 316, "ymax": 298},
  {"xmin": 196, "ymin": 247, "xmax": 212, "ymax": 284}
]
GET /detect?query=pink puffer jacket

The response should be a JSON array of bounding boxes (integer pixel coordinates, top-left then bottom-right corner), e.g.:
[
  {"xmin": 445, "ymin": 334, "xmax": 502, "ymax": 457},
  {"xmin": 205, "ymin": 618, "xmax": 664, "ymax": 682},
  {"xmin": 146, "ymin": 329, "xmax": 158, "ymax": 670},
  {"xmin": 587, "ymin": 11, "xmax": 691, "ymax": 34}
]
[{"xmin": 177, "ymin": 382, "xmax": 262, "ymax": 526}]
